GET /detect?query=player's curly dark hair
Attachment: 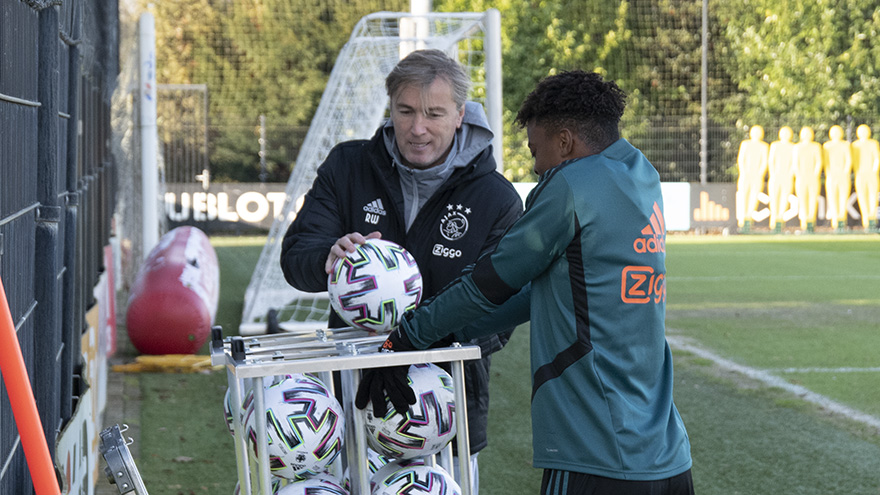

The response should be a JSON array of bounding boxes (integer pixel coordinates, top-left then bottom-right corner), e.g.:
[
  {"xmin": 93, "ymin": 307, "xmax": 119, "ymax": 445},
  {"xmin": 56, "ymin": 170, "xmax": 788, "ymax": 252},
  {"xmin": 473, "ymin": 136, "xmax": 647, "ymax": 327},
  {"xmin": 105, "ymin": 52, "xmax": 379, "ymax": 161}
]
[{"xmin": 515, "ymin": 70, "xmax": 627, "ymax": 151}]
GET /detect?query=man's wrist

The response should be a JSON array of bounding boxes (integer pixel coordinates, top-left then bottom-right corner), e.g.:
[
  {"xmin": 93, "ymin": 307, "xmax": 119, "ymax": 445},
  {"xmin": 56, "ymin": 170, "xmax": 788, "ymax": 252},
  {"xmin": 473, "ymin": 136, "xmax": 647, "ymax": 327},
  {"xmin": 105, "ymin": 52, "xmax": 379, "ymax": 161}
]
[{"xmin": 382, "ymin": 325, "xmax": 415, "ymax": 352}]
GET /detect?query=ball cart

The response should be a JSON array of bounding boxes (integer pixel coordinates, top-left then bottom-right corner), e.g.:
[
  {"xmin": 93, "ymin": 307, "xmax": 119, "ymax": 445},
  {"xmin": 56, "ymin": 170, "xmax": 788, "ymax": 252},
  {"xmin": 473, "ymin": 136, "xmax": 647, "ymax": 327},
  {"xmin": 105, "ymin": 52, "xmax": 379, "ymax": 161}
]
[{"xmin": 211, "ymin": 326, "xmax": 479, "ymax": 495}]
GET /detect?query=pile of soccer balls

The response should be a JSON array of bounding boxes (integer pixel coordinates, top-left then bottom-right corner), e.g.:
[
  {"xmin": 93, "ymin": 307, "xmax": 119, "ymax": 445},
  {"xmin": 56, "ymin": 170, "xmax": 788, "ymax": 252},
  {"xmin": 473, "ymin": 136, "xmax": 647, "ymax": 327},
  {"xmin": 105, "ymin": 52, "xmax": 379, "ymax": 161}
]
[
  {"xmin": 221, "ymin": 239, "xmax": 462, "ymax": 494},
  {"xmin": 365, "ymin": 363, "xmax": 461, "ymax": 494},
  {"xmin": 225, "ymin": 365, "xmax": 460, "ymax": 495}
]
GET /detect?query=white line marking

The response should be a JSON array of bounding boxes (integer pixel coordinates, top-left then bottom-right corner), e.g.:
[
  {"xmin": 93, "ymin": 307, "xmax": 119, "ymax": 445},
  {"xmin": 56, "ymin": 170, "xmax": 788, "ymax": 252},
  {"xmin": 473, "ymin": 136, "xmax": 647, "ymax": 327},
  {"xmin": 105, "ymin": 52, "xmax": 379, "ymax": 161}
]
[
  {"xmin": 667, "ymin": 335, "xmax": 880, "ymax": 431},
  {"xmin": 773, "ymin": 367, "xmax": 880, "ymax": 373}
]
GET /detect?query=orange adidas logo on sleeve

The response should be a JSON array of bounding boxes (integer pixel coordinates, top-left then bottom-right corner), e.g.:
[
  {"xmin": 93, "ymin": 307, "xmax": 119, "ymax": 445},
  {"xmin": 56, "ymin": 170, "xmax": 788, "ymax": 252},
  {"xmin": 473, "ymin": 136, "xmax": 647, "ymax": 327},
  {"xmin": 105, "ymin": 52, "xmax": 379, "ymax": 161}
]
[{"xmin": 632, "ymin": 202, "xmax": 666, "ymax": 254}]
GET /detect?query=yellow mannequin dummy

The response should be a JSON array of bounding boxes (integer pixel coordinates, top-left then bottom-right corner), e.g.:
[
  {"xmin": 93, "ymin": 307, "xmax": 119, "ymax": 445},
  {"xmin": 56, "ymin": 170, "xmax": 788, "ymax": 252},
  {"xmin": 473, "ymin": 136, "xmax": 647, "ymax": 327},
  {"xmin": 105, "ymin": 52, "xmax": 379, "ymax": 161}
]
[
  {"xmin": 823, "ymin": 125, "xmax": 853, "ymax": 230},
  {"xmin": 793, "ymin": 127, "xmax": 823, "ymax": 232},
  {"xmin": 767, "ymin": 126, "xmax": 796, "ymax": 231},
  {"xmin": 736, "ymin": 125, "xmax": 769, "ymax": 230},
  {"xmin": 851, "ymin": 124, "xmax": 880, "ymax": 230}
]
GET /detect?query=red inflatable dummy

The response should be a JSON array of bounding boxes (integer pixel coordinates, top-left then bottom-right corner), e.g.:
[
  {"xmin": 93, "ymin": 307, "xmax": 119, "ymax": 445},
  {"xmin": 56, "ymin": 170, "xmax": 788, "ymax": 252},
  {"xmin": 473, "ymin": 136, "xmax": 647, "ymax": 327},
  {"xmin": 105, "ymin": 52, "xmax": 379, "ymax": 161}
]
[{"xmin": 126, "ymin": 226, "xmax": 219, "ymax": 354}]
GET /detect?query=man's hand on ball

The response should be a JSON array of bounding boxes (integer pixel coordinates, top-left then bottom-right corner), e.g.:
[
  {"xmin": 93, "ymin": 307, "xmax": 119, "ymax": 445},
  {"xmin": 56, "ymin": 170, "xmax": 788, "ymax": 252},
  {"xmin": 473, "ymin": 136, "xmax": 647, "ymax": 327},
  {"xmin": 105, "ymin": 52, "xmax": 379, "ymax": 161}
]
[
  {"xmin": 324, "ymin": 231, "xmax": 382, "ymax": 274},
  {"xmin": 356, "ymin": 365, "xmax": 416, "ymax": 417},
  {"xmin": 355, "ymin": 327, "xmax": 418, "ymax": 416}
]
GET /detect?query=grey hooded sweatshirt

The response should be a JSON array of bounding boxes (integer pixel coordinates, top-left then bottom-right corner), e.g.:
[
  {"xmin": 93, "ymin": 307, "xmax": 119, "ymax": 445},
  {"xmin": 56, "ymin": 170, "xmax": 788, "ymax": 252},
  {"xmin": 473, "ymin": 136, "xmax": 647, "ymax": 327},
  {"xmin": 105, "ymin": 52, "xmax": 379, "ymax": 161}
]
[{"xmin": 383, "ymin": 101, "xmax": 496, "ymax": 231}]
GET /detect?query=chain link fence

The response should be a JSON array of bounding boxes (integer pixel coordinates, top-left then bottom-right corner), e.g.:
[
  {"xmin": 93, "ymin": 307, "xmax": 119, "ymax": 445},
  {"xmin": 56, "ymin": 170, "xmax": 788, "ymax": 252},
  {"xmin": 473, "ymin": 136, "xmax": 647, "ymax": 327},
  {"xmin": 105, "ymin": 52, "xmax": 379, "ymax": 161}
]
[{"xmin": 0, "ymin": 0, "xmax": 118, "ymax": 491}]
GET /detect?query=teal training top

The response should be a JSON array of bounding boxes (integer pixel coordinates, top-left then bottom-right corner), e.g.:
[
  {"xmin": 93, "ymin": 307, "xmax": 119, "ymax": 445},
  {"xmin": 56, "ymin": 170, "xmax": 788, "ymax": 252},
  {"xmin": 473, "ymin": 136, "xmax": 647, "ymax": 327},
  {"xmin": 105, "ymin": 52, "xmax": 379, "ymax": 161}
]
[{"xmin": 401, "ymin": 138, "xmax": 692, "ymax": 480}]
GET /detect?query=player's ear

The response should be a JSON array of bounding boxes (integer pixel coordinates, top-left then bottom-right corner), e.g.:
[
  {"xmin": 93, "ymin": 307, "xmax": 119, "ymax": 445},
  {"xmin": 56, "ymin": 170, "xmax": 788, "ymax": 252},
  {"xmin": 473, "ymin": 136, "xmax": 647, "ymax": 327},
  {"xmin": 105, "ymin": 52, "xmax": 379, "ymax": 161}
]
[{"xmin": 558, "ymin": 128, "xmax": 574, "ymax": 157}]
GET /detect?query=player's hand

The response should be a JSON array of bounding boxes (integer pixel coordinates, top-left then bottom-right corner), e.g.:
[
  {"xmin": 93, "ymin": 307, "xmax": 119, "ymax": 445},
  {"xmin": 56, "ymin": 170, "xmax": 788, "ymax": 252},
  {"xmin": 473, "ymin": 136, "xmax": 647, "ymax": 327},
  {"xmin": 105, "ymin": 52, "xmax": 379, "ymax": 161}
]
[
  {"xmin": 324, "ymin": 231, "xmax": 382, "ymax": 274},
  {"xmin": 356, "ymin": 365, "xmax": 415, "ymax": 417},
  {"xmin": 355, "ymin": 328, "xmax": 417, "ymax": 416}
]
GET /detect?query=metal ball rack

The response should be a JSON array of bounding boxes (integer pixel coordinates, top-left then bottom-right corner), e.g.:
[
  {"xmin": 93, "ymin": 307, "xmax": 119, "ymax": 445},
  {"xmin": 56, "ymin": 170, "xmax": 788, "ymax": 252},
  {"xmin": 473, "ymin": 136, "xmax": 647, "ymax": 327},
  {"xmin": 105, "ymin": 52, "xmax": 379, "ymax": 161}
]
[{"xmin": 209, "ymin": 326, "xmax": 480, "ymax": 495}]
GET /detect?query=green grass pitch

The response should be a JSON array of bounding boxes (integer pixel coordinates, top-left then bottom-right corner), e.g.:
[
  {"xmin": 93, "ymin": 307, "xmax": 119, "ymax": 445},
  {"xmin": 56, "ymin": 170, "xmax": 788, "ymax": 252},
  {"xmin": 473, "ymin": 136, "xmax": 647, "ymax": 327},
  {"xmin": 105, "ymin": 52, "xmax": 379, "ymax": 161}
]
[{"xmin": 133, "ymin": 234, "xmax": 880, "ymax": 494}]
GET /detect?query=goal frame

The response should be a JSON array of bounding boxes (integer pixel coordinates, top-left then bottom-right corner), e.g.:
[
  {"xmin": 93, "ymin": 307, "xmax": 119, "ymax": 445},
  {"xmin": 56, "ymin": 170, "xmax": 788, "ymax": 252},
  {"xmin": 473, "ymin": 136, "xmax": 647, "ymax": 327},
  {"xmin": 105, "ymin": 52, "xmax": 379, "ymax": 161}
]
[{"xmin": 240, "ymin": 10, "xmax": 503, "ymax": 336}]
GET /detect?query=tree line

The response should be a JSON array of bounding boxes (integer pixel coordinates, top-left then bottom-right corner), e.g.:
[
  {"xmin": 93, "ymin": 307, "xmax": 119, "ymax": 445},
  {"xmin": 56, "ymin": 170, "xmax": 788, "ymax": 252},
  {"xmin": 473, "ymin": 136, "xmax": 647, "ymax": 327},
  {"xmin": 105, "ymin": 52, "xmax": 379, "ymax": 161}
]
[{"xmin": 139, "ymin": 0, "xmax": 880, "ymax": 183}]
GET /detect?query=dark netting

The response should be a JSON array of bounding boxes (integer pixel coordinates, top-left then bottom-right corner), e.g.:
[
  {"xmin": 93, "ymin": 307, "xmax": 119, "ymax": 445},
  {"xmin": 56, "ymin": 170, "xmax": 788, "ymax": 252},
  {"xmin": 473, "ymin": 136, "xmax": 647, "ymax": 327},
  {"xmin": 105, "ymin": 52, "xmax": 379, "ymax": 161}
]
[{"xmin": 0, "ymin": 0, "xmax": 119, "ymax": 490}]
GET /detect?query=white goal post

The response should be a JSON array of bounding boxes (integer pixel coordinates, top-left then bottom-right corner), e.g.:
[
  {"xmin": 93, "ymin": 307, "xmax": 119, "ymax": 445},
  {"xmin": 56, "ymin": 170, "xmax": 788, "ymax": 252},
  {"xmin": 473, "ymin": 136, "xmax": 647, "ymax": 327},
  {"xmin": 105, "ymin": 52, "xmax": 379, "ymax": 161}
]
[{"xmin": 240, "ymin": 10, "xmax": 503, "ymax": 336}]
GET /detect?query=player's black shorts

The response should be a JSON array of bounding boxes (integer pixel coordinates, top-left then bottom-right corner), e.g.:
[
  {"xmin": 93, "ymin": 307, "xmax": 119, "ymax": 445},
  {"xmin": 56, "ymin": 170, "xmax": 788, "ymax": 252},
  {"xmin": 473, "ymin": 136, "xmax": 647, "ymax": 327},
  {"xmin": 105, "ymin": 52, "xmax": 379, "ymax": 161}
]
[{"xmin": 540, "ymin": 468, "xmax": 695, "ymax": 495}]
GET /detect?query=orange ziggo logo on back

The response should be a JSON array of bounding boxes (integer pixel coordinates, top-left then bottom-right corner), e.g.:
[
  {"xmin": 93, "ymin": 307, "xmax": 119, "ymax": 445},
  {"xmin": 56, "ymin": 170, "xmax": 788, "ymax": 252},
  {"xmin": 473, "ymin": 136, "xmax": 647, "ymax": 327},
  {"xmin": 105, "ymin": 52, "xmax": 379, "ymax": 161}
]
[{"xmin": 621, "ymin": 202, "xmax": 666, "ymax": 304}]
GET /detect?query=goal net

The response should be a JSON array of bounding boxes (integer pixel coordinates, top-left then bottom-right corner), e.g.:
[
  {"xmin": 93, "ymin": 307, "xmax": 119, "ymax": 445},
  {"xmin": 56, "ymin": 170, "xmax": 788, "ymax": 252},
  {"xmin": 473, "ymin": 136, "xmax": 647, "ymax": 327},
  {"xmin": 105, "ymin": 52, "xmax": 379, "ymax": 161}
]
[{"xmin": 240, "ymin": 11, "xmax": 501, "ymax": 335}]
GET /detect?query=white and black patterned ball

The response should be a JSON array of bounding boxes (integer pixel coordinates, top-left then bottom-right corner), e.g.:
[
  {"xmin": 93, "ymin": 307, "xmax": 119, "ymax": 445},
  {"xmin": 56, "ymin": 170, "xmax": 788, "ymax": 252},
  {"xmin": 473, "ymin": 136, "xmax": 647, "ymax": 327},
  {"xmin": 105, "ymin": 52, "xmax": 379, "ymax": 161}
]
[
  {"xmin": 233, "ymin": 477, "xmax": 288, "ymax": 495},
  {"xmin": 275, "ymin": 472, "xmax": 349, "ymax": 495},
  {"xmin": 342, "ymin": 447, "xmax": 390, "ymax": 492},
  {"xmin": 327, "ymin": 239, "xmax": 422, "ymax": 334},
  {"xmin": 223, "ymin": 386, "xmax": 236, "ymax": 436},
  {"xmin": 227, "ymin": 375, "xmax": 292, "ymax": 436},
  {"xmin": 243, "ymin": 374, "xmax": 345, "ymax": 480},
  {"xmin": 364, "ymin": 363, "xmax": 457, "ymax": 459},
  {"xmin": 371, "ymin": 459, "xmax": 461, "ymax": 495}
]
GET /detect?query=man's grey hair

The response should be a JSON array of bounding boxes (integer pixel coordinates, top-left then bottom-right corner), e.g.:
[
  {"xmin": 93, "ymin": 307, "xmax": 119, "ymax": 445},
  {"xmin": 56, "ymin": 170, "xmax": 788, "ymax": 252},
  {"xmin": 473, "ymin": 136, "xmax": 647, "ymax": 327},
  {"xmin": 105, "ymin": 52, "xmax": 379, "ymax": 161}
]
[{"xmin": 385, "ymin": 49, "xmax": 470, "ymax": 110}]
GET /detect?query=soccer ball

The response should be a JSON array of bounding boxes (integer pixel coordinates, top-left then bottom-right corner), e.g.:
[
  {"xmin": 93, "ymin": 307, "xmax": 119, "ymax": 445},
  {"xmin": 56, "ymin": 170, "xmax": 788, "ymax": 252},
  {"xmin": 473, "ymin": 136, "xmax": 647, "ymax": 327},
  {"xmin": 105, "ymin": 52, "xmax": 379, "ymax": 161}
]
[
  {"xmin": 364, "ymin": 363, "xmax": 457, "ymax": 459},
  {"xmin": 371, "ymin": 459, "xmax": 461, "ymax": 495},
  {"xmin": 276, "ymin": 473, "xmax": 349, "ymax": 495},
  {"xmin": 233, "ymin": 477, "xmax": 288, "ymax": 495},
  {"xmin": 226, "ymin": 375, "xmax": 292, "ymax": 436},
  {"xmin": 243, "ymin": 373, "xmax": 345, "ymax": 479},
  {"xmin": 223, "ymin": 387, "xmax": 235, "ymax": 435},
  {"xmin": 342, "ymin": 447, "xmax": 390, "ymax": 491},
  {"xmin": 327, "ymin": 238, "xmax": 422, "ymax": 333},
  {"xmin": 363, "ymin": 447, "xmax": 391, "ymax": 475}
]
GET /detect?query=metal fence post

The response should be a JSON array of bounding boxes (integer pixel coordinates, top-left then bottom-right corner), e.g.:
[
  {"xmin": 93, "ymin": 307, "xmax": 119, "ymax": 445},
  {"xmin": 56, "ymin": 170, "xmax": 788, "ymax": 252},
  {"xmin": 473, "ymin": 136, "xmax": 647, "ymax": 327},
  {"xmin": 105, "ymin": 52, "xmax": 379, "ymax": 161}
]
[{"xmin": 36, "ymin": 2, "xmax": 63, "ymax": 450}]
